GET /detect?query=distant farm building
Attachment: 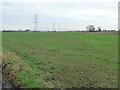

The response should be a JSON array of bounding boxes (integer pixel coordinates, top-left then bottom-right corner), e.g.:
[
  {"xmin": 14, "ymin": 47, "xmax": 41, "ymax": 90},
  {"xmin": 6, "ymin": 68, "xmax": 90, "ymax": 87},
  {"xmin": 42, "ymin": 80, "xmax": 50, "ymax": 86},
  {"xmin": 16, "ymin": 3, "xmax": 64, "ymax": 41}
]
[{"xmin": 86, "ymin": 25, "xmax": 95, "ymax": 32}]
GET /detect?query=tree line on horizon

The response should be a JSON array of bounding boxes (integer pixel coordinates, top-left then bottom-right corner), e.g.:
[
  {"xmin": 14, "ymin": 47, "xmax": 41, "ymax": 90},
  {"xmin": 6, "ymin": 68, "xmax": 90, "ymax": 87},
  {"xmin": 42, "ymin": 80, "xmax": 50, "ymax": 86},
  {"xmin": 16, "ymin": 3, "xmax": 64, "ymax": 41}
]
[{"xmin": 2, "ymin": 29, "xmax": 116, "ymax": 32}]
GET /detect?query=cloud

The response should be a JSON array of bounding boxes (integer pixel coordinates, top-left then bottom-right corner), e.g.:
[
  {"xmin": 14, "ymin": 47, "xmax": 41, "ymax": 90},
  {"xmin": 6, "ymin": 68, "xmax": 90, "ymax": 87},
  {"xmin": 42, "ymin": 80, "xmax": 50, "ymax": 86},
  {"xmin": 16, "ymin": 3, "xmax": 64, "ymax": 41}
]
[{"xmin": 1, "ymin": 0, "xmax": 119, "ymax": 30}]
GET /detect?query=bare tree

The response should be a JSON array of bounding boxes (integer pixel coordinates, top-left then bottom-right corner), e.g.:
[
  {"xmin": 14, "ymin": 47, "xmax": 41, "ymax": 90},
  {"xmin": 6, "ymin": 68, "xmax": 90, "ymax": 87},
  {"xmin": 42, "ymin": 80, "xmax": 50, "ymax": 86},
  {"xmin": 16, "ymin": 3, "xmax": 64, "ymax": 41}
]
[
  {"xmin": 86, "ymin": 25, "xmax": 95, "ymax": 32},
  {"xmin": 97, "ymin": 27, "xmax": 102, "ymax": 32}
]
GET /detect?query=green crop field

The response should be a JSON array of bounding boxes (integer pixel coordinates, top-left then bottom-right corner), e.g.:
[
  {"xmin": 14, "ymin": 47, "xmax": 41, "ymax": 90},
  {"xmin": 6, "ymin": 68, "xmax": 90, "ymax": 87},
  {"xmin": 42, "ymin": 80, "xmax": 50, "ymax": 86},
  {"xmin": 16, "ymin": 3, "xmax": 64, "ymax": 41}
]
[{"xmin": 2, "ymin": 32, "xmax": 118, "ymax": 88}]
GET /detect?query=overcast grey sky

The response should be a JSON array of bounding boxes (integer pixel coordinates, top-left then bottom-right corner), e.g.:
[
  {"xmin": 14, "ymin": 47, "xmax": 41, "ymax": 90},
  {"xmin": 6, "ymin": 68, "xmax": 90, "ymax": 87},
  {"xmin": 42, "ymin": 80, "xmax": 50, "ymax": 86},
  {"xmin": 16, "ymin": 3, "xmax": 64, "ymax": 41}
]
[{"xmin": 0, "ymin": 0, "xmax": 119, "ymax": 31}]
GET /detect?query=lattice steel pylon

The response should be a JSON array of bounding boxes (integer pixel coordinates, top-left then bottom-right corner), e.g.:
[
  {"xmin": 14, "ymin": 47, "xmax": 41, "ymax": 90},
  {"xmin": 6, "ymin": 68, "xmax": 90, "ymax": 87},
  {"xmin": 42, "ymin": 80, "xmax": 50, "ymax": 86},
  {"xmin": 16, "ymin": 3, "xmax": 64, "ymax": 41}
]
[
  {"xmin": 53, "ymin": 23, "xmax": 56, "ymax": 31},
  {"xmin": 34, "ymin": 15, "xmax": 38, "ymax": 31}
]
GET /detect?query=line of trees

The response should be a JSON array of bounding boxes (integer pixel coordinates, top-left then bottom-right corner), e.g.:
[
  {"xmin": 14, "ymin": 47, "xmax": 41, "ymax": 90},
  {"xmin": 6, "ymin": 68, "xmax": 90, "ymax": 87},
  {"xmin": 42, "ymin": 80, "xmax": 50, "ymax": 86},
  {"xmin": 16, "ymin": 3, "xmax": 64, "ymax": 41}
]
[
  {"xmin": 86, "ymin": 25, "xmax": 117, "ymax": 32},
  {"xmin": 2, "ymin": 29, "xmax": 117, "ymax": 32}
]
